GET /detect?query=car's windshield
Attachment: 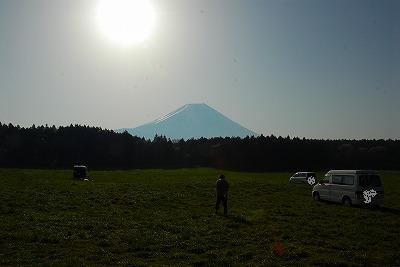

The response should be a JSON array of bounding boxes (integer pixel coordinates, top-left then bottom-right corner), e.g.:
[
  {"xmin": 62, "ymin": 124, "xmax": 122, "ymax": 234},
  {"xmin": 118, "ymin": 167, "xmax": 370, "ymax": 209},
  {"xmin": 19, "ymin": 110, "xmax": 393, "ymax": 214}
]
[{"xmin": 359, "ymin": 175, "xmax": 382, "ymax": 187}]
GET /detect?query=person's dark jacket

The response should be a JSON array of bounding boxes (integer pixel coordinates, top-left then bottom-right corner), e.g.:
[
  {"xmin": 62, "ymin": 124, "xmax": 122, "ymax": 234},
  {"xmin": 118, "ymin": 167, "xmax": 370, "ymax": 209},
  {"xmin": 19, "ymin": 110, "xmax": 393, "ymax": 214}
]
[{"xmin": 216, "ymin": 178, "xmax": 229, "ymax": 197}]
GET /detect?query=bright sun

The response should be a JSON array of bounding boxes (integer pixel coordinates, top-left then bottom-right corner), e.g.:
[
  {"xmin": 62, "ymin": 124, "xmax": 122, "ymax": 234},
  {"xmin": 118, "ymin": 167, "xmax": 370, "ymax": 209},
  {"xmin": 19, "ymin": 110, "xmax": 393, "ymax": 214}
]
[{"xmin": 96, "ymin": 0, "xmax": 156, "ymax": 46}]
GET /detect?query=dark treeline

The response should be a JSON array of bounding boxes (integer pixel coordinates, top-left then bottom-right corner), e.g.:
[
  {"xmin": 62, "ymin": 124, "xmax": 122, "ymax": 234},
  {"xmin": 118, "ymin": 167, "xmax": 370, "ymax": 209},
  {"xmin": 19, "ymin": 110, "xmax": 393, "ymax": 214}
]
[{"xmin": 0, "ymin": 122, "xmax": 399, "ymax": 171}]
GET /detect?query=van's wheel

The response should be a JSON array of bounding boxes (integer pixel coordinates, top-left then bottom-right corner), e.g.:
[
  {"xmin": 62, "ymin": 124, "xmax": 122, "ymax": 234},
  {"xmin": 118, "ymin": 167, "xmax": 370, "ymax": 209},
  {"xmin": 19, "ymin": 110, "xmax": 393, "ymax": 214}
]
[
  {"xmin": 343, "ymin": 197, "xmax": 352, "ymax": 207},
  {"xmin": 313, "ymin": 192, "xmax": 320, "ymax": 201}
]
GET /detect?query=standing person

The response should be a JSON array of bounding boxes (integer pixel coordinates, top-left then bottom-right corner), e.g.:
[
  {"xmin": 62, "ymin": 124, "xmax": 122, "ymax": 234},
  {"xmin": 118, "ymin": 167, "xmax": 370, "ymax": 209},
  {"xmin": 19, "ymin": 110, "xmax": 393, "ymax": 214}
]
[{"xmin": 215, "ymin": 174, "xmax": 229, "ymax": 215}]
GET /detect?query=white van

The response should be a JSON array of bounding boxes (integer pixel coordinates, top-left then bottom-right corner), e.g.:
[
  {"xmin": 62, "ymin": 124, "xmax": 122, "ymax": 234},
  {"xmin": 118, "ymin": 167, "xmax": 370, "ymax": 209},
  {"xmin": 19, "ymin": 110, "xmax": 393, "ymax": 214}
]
[{"xmin": 312, "ymin": 170, "xmax": 384, "ymax": 207}]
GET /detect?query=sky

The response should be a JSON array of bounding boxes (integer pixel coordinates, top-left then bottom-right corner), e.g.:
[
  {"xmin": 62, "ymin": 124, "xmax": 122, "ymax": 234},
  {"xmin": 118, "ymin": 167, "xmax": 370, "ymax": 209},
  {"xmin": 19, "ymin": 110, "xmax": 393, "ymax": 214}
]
[{"xmin": 0, "ymin": 0, "xmax": 399, "ymax": 139}]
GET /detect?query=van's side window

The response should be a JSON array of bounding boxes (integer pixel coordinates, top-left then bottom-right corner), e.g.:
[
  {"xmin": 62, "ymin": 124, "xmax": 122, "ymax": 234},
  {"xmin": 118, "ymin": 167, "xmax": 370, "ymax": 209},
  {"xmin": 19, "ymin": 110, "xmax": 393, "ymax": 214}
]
[
  {"xmin": 332, "ymin": 175, "xmax": 341, "ymax": 184},
  {"xmin": 331, "ymin": 175, "xmax": 354, "ymax": 185},
  {"xmin": 342, "ymin": 175, "xmax": 354, "ymax": 185}
]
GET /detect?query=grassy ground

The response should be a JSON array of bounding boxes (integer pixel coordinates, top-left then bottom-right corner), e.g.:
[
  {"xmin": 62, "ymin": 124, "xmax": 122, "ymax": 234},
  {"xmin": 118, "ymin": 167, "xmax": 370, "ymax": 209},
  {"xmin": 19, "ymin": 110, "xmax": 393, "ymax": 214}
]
[{"xmin": 0, "ymin": 168, "xmax": 399, "ymax": 266}]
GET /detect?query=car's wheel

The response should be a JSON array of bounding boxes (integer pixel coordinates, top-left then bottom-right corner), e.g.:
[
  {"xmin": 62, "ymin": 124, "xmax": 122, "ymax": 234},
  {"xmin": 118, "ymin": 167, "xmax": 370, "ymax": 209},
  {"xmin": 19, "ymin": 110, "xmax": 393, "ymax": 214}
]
[
  {"xmin": 313, "ymin": 192, "xmax": 320, "ymax": 201},
  {"xmin": 343, "ymin": 197, "xmax": 352, "ymax": 207}
]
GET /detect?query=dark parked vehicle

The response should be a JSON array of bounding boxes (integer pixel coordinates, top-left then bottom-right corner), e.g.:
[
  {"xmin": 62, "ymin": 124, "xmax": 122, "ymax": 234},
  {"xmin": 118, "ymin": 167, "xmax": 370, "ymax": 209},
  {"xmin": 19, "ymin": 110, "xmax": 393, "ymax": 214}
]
[{"xmin": 73, "ymin": 165, "xmax": 88, "ymax": 180}]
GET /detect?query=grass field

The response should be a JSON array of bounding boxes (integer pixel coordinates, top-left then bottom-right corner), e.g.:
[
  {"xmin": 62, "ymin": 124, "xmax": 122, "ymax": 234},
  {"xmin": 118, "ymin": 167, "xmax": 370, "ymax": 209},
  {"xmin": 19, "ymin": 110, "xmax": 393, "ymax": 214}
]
[{"xmin": 0, "ymin": 168, "xmax": 399, "ymax": 266}]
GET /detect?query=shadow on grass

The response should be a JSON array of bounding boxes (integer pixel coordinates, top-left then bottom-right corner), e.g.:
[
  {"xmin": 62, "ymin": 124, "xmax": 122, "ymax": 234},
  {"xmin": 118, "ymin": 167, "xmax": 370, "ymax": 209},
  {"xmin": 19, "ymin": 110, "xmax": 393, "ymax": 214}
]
[
  {"xmin": 215, "ymin": 213, "xmax": 252, "ymax": 229},
  {"xmin": 374, "ymin": 206, "xmax": 400, "ymax": 215},
  {"xmin": 315, "ymin": 200, "xmax": 400, "ymax": 215}
]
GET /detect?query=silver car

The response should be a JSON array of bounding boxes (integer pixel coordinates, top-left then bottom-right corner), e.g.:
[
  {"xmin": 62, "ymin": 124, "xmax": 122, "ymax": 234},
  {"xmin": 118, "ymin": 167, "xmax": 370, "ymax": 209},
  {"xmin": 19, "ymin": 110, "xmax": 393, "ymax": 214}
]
[
  {"xmin": 289, "ymin": 172, "xmax": 316, "ymax": 184},
  {"xmin": 312, "ymin": 170, "xmax": 384, "ymax": 207}
]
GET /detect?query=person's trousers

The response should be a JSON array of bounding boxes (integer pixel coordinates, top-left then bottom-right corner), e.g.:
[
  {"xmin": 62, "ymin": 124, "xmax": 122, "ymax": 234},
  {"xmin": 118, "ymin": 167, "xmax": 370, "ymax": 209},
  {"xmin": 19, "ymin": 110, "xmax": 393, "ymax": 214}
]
[{"xmin": 216, "ymin": 195, "xmax": 228, "ymax": 215}]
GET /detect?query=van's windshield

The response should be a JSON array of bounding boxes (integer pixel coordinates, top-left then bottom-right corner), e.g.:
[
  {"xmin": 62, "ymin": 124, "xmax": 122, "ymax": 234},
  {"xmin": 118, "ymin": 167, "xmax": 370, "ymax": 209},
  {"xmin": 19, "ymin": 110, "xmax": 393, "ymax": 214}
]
[{"xmin": 359, "ymin": 175, "xmax": 382, "ymax": 187}]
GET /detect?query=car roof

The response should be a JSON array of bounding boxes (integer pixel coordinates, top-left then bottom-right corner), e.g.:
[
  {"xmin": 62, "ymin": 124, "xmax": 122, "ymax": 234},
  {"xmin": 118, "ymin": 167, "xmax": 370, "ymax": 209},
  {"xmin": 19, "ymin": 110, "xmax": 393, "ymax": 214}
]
[
  {"xmin": 326, "ymin": 170, "xmax": 379, "ymax": 175},
  {"xmin": 296, "ymin": 171, "xmax": 315, "ymax": 174}
]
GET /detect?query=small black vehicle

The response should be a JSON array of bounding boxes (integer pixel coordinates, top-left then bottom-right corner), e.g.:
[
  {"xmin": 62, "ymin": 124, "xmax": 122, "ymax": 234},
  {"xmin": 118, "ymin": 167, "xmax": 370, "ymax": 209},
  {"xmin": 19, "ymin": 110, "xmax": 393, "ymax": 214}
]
[{"xmin": 73, "ymin": 165, "xmax": 88, "ymax": 180}]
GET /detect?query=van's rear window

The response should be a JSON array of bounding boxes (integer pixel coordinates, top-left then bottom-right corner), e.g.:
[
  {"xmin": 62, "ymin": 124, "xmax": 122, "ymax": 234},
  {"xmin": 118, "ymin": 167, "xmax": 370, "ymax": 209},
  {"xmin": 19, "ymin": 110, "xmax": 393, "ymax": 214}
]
[{"xmin": 359, "ymin": 175, "xmax": 382, "ymax": 187}]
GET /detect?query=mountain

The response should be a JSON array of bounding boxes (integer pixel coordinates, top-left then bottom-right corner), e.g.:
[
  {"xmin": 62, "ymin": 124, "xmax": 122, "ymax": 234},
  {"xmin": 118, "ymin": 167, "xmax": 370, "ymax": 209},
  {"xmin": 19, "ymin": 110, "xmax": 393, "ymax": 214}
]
[{"xmin": 117, "ymin": 103, "xmax": 258, "ymax": 140}]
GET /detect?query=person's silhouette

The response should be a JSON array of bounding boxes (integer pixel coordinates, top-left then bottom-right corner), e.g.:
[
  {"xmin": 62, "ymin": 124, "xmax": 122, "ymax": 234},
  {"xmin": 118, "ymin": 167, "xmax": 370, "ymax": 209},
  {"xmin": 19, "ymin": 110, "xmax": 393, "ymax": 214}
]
[{"xmin": 215, "ymin": 174, "xmax": 229, "ymax": 215}]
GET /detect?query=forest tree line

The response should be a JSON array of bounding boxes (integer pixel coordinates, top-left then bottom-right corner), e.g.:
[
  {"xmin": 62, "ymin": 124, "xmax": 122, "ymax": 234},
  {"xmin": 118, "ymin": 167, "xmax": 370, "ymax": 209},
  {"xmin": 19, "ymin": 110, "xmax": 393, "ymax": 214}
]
[{"xmin": 0, "ymin": 122, "xmax": 399, "ymax": 171}]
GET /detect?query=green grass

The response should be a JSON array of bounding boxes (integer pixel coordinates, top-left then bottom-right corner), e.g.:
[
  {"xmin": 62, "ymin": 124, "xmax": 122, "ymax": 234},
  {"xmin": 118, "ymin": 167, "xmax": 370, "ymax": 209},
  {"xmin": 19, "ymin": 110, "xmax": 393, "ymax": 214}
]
[{"xmin": 0, "ymin": 168, "xmax": 399, "ymax": 266}]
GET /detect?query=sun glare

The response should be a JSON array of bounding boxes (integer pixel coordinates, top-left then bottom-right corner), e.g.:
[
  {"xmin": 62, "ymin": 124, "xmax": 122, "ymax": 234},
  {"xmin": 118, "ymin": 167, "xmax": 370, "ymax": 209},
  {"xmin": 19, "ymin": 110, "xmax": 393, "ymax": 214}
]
[{"xmin": 96, "ymin": 0, "xmax": 156, "ymax": 46}]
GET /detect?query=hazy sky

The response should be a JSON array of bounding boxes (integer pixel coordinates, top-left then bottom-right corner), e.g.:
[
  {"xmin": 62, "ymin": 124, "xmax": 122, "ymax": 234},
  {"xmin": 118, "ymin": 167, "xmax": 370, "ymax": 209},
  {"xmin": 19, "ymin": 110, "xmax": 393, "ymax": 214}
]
[{"xmin": 0, "ymin": 0, "xmax": 399, "ymax": 139}]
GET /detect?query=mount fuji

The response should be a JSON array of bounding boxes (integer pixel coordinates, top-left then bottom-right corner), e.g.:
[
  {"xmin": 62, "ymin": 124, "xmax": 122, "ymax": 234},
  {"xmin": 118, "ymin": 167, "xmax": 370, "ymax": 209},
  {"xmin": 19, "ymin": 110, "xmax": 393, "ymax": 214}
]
[{"xmin": 117, "ymin": 103, "xmax": 258, "ymax": 140}]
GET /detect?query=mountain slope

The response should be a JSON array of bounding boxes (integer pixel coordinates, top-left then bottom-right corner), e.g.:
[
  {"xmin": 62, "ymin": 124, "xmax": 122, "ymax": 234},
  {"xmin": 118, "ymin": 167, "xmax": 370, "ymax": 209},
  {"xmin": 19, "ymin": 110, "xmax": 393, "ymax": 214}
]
[
  {"xmin": 116, "ymin": 104, "xmax": 257, "ymax": 139},
  {"xmin": 117, "ymin": 103, "xmax": 258, "ymax": 140}
]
